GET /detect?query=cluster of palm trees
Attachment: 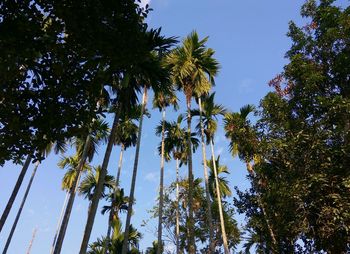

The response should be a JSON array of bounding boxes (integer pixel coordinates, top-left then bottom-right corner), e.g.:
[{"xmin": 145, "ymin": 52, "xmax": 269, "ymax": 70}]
[{"xmin": 0, "ymin": 31, "xmax": 247, "ymax": 253}]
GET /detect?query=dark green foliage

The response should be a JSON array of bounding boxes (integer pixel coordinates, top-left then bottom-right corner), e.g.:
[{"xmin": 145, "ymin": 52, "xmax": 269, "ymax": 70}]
[
  {"xmin": 230, "ymin": 1, "xmax": 350, "ymax": 252},
  {"xmin": 0, "ymin": 0, "xmax": 164, "ymax": 164}
]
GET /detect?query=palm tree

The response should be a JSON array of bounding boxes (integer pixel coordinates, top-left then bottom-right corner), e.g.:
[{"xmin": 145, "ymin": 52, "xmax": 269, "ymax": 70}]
[
  {"xmin": 113, "ymin": 111, "xmax": 139, "ymax": 187},
  {"xmin": 207, "ymin": 156, "xmax": 232, "ymax": 200},
  {"xmin": 153, "ymin": 88, "xmax": 178, "ymax": 254},
  {"xmin": 165, "ymin": 31, "xmax": 219, "ymax": 253},
  {"xmin": 101, "ymin": 188, "xmax": 129, "ymax": 234},
  {"xmin": 224, "ymin": 105, "xmax": 257, "ymax": 174},
  {"xmin": 0, "ymin": 155, "xmax": 32, "ymax": 233},
  {"xmin": 80, "ymin": 29, "xmax": 176, "ymax": 254},
  {"xmin": 78, "ymin": 166, "xmax": 115, "ymax": 203},
  {"xmin": 192, "ymin": 93, "xmax": 229, "ymax": 253},
  {"xmin": 53, "ymin": 119, "xmax": 109, "ymax": 254},
  {"xmin": 88, "ymin": 219, "xmax": 141, "ymax": 254},
  {"xmin": 196, "ymin": 96, "xmax": 215, "ymax": 252},
  {"xmin": 159, "ymin": 115, "xmax": 199, "ymax": 254},
  {"xmin": 224, "ymin": 105, "xmax": 278, "ymax": 250},
  {"xmin": 2, "ymin": 142, "xmax": 66, "ymax": 254},
  {"xmin": 121, "ymin": 84, "xmax": 149, "ymax": 254},
  {"xmin": 103, "ymin": 109, "xmax": 140, "ymax": 254},
  {"xmin": 120, "ymin": 33, "xmax": 176, "ymax": 254},
  {"xmin": 51, "ymin": 154, "xmax": 92, "ymax": 254}
]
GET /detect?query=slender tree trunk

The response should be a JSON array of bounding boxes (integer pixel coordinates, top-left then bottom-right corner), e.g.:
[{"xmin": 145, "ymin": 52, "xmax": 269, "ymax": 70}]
[
  {"xmin": 79, "ymin": 114, "xmax": 120, "ymax": 254},
  {"xmin": 54, "ymin": 135, "xmax": 92, "ymax": 254},
  {"xmin": 186, "ymin": 98, "xmax": 196, "ymax": 254},
  {"xmin": 2, "ymin": 161, "xmax": 40, "ymax": 254},
  {"xmin": 175, "ymin": 159, "xmax": 180, "ymax": 254},
  {"xmin": 116, "ymin": 144, "xmax": 125, "ymax": 187},
  {"xmin": 246, "ymin": 162, "xmax": 277, "ymax": 251},
  {"xmin": 259, "ymin": 198, "xmax": 277, "ymax": 252},
  {"xmin": 157, "ymin": 108, "xmax": 166, "ymax": 254},
  {"xmin": 103, "ymin": 144, "xmax": 125, "ymax": 254},
  {"xmin": 198, "ymin": 97, "xmax": 215, "ymax": 253},
  {"xmin": 210, "ymin": 139, "xmax": 230, "ymax": 254},
  {"xmin": 50, "ymin": 192, "xmax": 69, "ymax": 254},
  {"xmin": 26, "ymin": 227, "xmax": 38, "ymax": 254},
  {"xmin": 0, "ymin": 155, "xmax": 31, "ymax": 232},
  {"xmin": 121, "ymin": 87, "xmax": 148, "ymax": 254}
]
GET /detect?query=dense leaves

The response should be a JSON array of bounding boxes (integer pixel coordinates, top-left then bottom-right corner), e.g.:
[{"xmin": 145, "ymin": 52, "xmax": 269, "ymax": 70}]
[
  {"xmin": 0, "ymin": 0, "xmax": 156, "ymax": 164},
  {"xmin": 231, "ymin": 1, "xmax": 350, "ymax": 252}
]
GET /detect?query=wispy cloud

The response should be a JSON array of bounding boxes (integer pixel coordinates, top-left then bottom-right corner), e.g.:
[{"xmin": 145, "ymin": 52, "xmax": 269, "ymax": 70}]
[
  {"xmin": 215, "ymin": 146, "xmax": 224, "ymax": 156},
  {"xmin": 27, "ymin": 208, "xmax": 35, "ymax": 216},
  {"xmin": 74, "ymin": 202, "xmax": 82, "ymax": 212},
  {"xmin": 238, "ymin": 78, "xmax": 255, "ymax": 94},
  {"xmin": 145, "ymin": 171, "xmax": 158, "ymax": 183}
]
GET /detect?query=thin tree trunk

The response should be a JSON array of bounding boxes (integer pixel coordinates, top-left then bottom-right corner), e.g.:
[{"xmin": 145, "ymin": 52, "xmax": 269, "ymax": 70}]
[
  {"xmin": 53, "ymin": 135, "xmax": 92, "ymax": 254},
  {"xmin": 50, "ymin": 192, "xmax": 69, "ymax": 254},
  {"xmin": 198, "ymin": 97, "xmax": 215, "ymax": 253},
  {"xmin": 103, "ymin": 144, "xmax": 125, "ymax": 254},
  {"xmin": 116, "ymin": 144, "xmax": 125, "ymax": 187},
  {"xmin": 246, "ymin": 162, "xmax": 278, "ymax": 251},
  {"xmin": 121, "ymin": 87, "xmax": 148, "ymax": 254},
  {"xmin": 79, "ymin": 114, "xmax": 120, "ymax": 254},
  {"xmin": 186, "ymin": 99, "xmax": 196, "ymax": 254},
  {"xmin": 157, "ymin": 108, "xmax": 166, "ymax": 254},
  {"xmin": 259, "ymin": 198, "xmax": 277, "ymax": 252},
  {"xmin": 175, "ymin": 159, "xmax": 180, "ymax": 254},
  {"xmin": 26, "ymin": 227, "xmax": 38, "ymax": 254},
  {"xmin": 0, "ymin": 155, "xmax": 31, "ymax": 232},
  {"xmin": 210, "ymin": 139, "xmax": 230, "ymax": 254},
  {"xmin": 2, "ymin": 161, "xmax": 40, "ymax": 254}
]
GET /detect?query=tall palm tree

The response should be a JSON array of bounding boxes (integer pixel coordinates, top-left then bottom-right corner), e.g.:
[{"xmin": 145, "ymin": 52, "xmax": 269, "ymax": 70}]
[
  {"xmin": 113, "ymin": 111, "xmax": 140, "ymax": 186},
  {"xmin": 2, "ymin": 142, "xmax": 66, "ymax": 254},
  {"xmin": 159, "ymin": 115, "xmax": 199, "ymax": 254},
  {"xmin": 121, "ymin": 32, "xmax": 176, "ymax": 254},
  {"xmin": 80, "ymin": 30, "xmax": 176, "ymax": 254},
  {"xmin": 51, "ymin": 154, "xmax": 92, "ymax": 254},
  {"xmin": 103, "ymin": 109, "xmax": 140, "ymax": 254},
  {"xmin": 196, "ymin": 95, "xmax": 215, "ymax": 252},
  {"xmin": 121, "ymin": 84, "xmax": 148, "ymax": 254},
  {"xmin": 153, "ymin": 88, "xmax": 178, "ymax": 254},
  {"xmin": 53, "ymin": 119, "xmax": 109, "ymax": 254},
  {"xmin": 192, "ymin": 92, "xmax": 229, "ymax": 253},
  {"xmin": 224, "ymin": 105, "xmax": 278, "ymax": 250},
  {"xmin": 0, "ymin": 155, "xmax": 32, "ymax": 233},
  {"xmin": 165, "ymin": 31, "xmax": 219, "ymax": 253}
]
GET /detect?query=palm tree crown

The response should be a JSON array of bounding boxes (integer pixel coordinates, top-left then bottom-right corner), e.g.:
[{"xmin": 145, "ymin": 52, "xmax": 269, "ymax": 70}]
[
  {"xmin": 192, "ymin": 92, "xmax": 227, "ymax": 144},
  {"xmin": 165, "ymin": 31, "xmax": 220, "ymax": 101},
  {"xmin": 207, "ymin": 156, "xmax": 232, "ymax": 199},
  {"xmin": 224, "ymin": 104, "xmax": 256, "ymax": 162}
]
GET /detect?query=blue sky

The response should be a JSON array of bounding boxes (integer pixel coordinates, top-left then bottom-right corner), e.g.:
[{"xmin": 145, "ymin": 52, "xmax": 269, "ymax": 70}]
[{"xmin": 1, "ymin": 0, "xmax": 348, "ymax": 253}]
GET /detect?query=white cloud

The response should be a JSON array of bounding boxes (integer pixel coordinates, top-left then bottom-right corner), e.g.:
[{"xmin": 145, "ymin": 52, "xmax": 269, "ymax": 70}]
[{"xmin": 145, "ymin": 171, "xmax": 158, "ymax": 183}]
